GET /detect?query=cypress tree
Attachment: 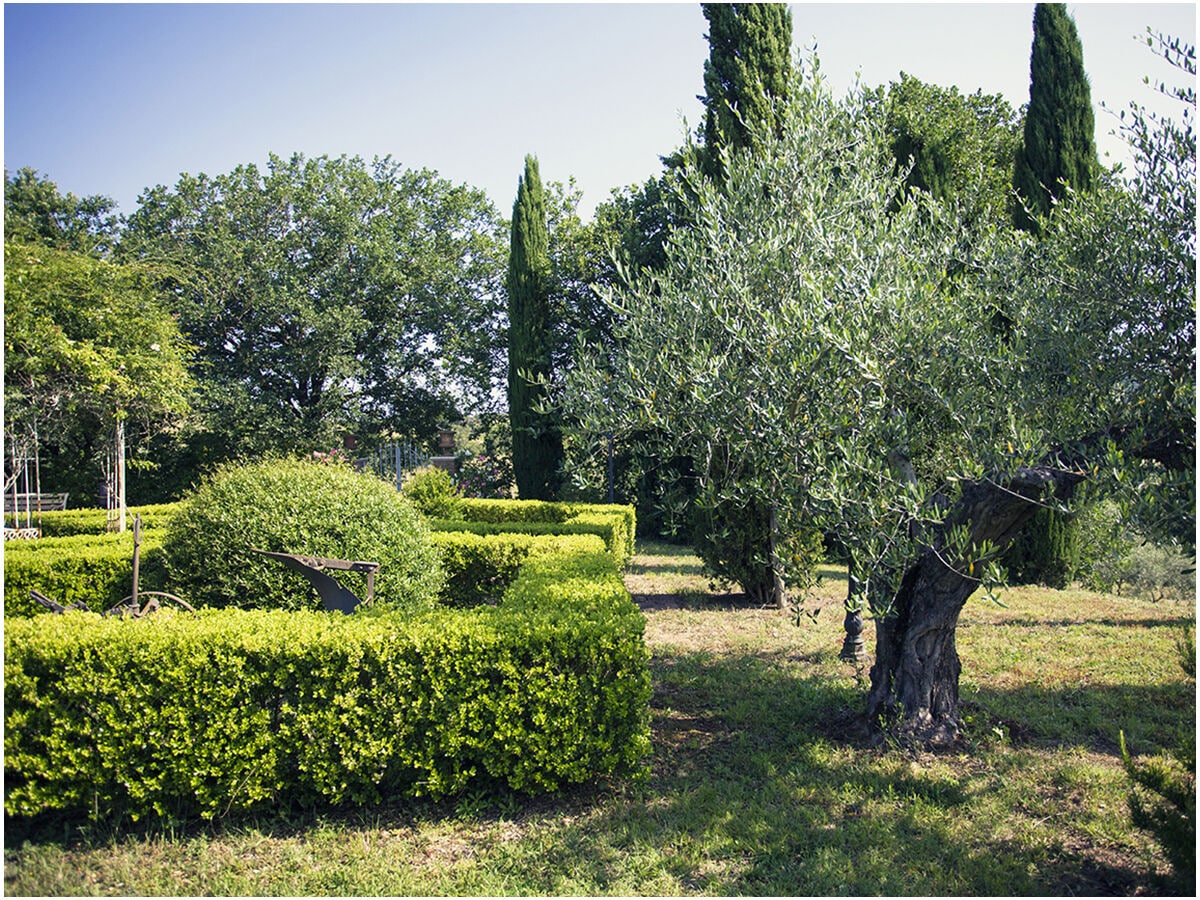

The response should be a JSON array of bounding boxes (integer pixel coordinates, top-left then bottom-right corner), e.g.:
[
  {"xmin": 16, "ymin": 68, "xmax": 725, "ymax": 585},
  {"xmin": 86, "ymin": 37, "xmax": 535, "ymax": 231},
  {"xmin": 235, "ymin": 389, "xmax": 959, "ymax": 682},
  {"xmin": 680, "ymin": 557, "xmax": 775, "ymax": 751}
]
[
  {"xmin": 700, "ymin": 3, "xmax": 793, "ymax": 181},
  {"xmin": 506, "ymin": 155, "xmax": 562, "ymax": 500},
  {"xmin": 1013, "ymin": 3, "xmax": 1098, "ymax": 232},
  {"xmin": 1010, "ymin": 4, "xmax": 1095, "ymax": 580}
]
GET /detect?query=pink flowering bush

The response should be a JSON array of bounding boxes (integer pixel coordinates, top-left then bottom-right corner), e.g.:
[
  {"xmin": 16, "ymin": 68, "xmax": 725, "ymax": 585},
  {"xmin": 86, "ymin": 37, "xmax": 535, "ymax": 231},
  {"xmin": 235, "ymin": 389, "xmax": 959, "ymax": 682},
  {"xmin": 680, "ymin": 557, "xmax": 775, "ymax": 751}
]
[
  {"xmin": 309, "ymin": 448, "xmax": 350, "ymax": 467},
  {"xmin": 455, "ymin": 454, "xmax": 514, "ymax": 499}
]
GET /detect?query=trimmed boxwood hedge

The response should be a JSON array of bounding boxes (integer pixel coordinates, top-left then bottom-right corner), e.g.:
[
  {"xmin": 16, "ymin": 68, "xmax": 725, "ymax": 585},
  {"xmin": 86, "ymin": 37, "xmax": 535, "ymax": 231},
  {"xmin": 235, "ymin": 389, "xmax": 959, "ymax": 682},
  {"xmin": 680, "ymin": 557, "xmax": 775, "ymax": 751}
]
[
  {"xmin": 433, "ymin": 532, "xmax": 605, "ymax": 608},
  {"xmin": 3, "ymin": 532, "xmax": 169, "ymax": 618},
  {"xmin": 4, "ymin": 524, "xmax": 651, "ymax": 825},
  {"xmin": 5, "ymin": 503, "xmax": 180, "ymax": 538},
  {"xmin": 452, "ymin": 500, "xmax": 636, "ymax": 569}
]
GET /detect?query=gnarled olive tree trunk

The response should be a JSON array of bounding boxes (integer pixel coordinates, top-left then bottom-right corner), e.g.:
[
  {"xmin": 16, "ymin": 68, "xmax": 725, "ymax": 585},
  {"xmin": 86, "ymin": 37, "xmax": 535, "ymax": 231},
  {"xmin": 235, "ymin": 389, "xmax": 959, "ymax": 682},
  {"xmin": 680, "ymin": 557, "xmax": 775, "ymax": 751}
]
[{"xmin": 866, "ymin": 466, "xmax": 1083, "ymax": 746}]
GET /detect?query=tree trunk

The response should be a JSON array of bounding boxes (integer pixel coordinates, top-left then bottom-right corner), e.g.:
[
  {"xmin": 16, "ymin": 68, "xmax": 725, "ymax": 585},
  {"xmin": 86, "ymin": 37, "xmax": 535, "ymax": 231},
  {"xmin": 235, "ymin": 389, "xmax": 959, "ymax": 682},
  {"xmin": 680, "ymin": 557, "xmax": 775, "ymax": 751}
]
[
  {"xmin": 866, "ymin": 466, "xmax": 1083, "ymax": 746},
  {"xmin": 767, "ymin": 504, "xmax": 787, "ymax": 610},
  {"xmin": 115, "ymin": 419, "xmax": 127, "ymax": 534}
]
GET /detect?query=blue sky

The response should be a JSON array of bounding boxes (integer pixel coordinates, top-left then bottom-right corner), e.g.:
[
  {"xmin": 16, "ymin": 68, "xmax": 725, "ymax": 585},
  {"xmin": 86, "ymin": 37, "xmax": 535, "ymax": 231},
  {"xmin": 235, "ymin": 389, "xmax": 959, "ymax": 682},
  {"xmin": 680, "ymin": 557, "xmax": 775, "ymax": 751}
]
[{"xmin": 4, "ymin": 2, "xmax": 1196, "ymax": 220}]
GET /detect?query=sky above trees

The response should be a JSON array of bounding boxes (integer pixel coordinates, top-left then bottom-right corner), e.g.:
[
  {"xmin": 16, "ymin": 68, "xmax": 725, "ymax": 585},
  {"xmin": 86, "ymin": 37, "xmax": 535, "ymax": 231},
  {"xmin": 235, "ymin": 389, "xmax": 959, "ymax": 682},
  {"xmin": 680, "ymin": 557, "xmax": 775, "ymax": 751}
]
[{"xmin": 4, "ymin": 3, "xmax": 1196, "ymax": 220}]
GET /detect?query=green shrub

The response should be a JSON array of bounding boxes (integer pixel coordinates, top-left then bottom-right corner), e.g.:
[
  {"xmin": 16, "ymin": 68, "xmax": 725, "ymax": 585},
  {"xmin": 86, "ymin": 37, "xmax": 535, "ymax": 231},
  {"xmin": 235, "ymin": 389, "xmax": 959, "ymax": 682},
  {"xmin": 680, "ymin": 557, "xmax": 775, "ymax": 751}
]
[
  {"xmin": 1123, "ymin": 541, "xmax": 1195, "ymax": 603},
  {"xmin": 1076, "ymin": 499, "xmax": 1133, "ymax": 593},
  {"xmin": 690, "ymin": 495, "xmax": 823, "ymax": 605},
  {"xmin": 459, "ymin": 499, "xmax": 636, "ymax": 569},
  {"xmin": 1003, "ymin": 506, "xmax": 1082, "ymax": 589},
  {"xmin": 3, "ymin": 532, "xmax": 168, "ymax": 617},
  {"xmin": 1074, "ymin": 498, "xmax": 1194, "ymax": 601},
  {"xmin": 401, "ymin": 466, "xmax": 465, "ymax": 520},
  {"xmin": 4, "ymin": 536, "xmax": 650, "ymax": 825},
  {"xmin": 161, "ymin": 458, "xmax": 444, "ymax": 613},
  {"xmin": 454, "ymin": 454, "xmax": 514, "ymax": 499},
  {"xmin": 432, "ymin": 531, "xmax": 606, "ymax": 607},
  {"xmin": 4, "ymin": 503, "xmax": 181, "ymax": 538}
]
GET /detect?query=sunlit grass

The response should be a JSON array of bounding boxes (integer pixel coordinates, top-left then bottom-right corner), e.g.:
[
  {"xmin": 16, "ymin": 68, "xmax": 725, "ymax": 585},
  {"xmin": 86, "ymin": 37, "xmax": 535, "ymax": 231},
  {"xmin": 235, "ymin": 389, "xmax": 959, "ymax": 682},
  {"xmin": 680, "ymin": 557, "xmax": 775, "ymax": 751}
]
[{"xmin": 5, "ymin": 541, "xmax": 1193, "ymax": 896}]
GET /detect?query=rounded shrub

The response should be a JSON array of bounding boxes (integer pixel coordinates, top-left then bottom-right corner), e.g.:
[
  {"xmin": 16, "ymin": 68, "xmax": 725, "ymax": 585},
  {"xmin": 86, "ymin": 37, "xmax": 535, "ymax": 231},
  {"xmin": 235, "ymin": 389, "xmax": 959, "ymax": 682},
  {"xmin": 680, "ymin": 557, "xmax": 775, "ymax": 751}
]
[
  {"xmin": 690, "ymin": 495, "xmax": 823, "ymax": 605},
  {"xmin": 161, "ymin": 457, "xmax": 444, "ymax": 612},
  {"xmin": 401, "ymin": 465, "xmax": 464, "ymax": 520}
]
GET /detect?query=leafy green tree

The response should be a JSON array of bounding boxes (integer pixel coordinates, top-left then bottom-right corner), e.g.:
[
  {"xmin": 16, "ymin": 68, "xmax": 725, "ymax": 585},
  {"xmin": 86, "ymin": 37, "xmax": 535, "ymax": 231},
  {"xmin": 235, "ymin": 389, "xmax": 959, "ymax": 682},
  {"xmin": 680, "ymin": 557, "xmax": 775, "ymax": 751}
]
[
  {"xmin": 3, "ymin": 241, "xmax": 194, "ymax": 503},
  {"xmin": 544, "ymin": 178, "xmax": 616, "ymax": 369},
  {"xmin": 120, "ymin": 153, "xmax": 506, "ymax": 486},
  {"xmin": 4, "ymin": 168, "xmax": 121, "ymax": 256},
  {"xmin": 1013, "ymin": 3, "xmax": 1098, "ymax": 232},
  {"xmin": 885, "ymin": 74, "xmax": 1021, "ymax": 229},
  {"xmin": 506, "ymin": 155, "xmax": 562, "ymax": 500},
  {"xmin": 563, "ymin": 52, "xmax": 1193, "ymax": 745},
  {"xmin": 593, "ymin": 176, "xmax": 676, "ymax": 282},
  {"xmin": 699, "ymin": 3, "xmax": 792, "ymax": 181}
]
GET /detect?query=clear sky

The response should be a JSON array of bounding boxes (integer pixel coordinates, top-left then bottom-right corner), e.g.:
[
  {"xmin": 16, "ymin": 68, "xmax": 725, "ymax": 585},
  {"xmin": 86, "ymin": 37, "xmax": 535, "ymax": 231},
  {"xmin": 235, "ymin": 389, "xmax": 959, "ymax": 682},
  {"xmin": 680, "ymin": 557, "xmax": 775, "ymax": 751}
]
[{"xmin": 3, "ymin": 2, "xmax": 1196, "ymax": 221}]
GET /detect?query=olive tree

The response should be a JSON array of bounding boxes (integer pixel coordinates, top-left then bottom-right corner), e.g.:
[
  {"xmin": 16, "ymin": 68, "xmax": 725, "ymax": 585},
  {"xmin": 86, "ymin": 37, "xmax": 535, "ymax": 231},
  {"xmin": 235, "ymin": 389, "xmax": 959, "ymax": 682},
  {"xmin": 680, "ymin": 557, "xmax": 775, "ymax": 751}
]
[{"xmin": 561, "ymin": 56, "xmax": 1193, "ymax": 745}]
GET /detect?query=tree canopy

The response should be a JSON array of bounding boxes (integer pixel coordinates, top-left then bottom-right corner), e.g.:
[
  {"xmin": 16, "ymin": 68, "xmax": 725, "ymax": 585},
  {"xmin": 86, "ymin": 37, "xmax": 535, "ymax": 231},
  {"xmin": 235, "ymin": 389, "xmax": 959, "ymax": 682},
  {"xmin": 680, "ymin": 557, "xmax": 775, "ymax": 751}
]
[
  {"xmin": 562, "ymin": 50, "xmax": 1194, "ymax": 742},
  {"xmin": 119, "ymin": 153, "xmax": 507, "ymax": 470},
  {"xmin": 884, "ymin": 74, "xmax": 1021, "ymax": 230},
  {"xmin": 3, "ymin": 241, "xmax": 195, "ymax": 497},
  {"xmin": 4, "ymin": 168, "xmax": 121, "ymax": 256}
]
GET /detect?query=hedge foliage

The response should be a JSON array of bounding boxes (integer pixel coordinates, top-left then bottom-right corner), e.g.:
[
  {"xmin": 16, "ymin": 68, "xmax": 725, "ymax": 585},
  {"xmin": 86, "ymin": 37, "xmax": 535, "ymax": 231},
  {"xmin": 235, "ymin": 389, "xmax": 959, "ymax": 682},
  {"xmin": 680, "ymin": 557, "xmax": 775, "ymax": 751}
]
[
  {"xmin": 401, "ymin": 465, "xmax": 465, "ymax": 520},
  {"xmin": 5, "ymin": 512, "xmax": 651, "ymax": 825},
  {"xmin": 433, "ymin": 531, "xmax": 605, "ymax": 608},
  {"xmin": 5, "ymin": 499, "xmax": 637, "ymax": 616},
  {"xmin": 5, "ymin": 503, "xmax": 180, "ymax": 538},
  {"xmin": 454, "ymin": 499, "xmax": 636, "ymax": 569},
  {"xmin": 3, "ymin": 532, "xmax": 168, "ymax": 618},
  {"xmin": 161, "ymin": 459, "xmax": 444, "ymax": 613}
]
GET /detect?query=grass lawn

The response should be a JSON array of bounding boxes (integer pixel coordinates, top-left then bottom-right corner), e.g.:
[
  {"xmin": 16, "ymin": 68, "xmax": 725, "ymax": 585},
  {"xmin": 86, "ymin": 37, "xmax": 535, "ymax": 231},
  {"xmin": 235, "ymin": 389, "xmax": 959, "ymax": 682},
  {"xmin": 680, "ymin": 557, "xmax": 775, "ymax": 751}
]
[{"xmin": 5, "ymin": 540, "xmax": 1194, "ymax": 895}]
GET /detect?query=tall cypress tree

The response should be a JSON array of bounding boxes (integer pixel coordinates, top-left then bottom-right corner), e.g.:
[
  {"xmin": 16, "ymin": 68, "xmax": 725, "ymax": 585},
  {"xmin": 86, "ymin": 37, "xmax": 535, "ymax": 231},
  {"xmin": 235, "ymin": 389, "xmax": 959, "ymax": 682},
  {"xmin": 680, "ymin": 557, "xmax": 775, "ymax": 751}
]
[
  {"xmin": 700, "ymin": 3, "xmax": 793, "ymax": 181},
  {"xmin": 506, "ymin": 155, "xmax": 562, "ymax": 500},
  {"xmin": 1008, "ymin": 4, "xmax": 1094, "ymax": 581},
  {"xmin": 1013, "ymin": 3, "xmax": 1098, "ymax": 232}
]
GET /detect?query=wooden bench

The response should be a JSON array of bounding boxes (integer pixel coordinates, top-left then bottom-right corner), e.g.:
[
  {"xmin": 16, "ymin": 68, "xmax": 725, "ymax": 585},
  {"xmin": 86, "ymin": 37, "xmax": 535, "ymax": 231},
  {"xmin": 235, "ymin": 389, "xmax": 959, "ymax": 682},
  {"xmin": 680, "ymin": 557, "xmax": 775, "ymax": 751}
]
[{"xmin": 4, "ymin": 492, "xmax": 69, "ymax": 514}]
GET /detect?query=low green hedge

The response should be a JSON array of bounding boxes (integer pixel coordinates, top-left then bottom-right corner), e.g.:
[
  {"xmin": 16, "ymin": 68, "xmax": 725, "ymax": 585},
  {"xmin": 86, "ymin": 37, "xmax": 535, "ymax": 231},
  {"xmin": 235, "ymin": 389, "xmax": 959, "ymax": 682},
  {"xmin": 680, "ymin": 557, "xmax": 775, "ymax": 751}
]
[
  {"xmin": 5, "ymin": 503, "xmax": 181, "ymax": 538},
  {"xmin": 433, "ymin": 531, "xmax": 605, "ymax": 607},
  {"xmin": 455, "ymin": 500, "xmax": 636, "ymax": 569},
  {"xmin": 3, "ymin": 532, "xmax": 168, "ymax": 617},
  {"xmin": 4, "ymin": 539, "xmax": 650, "ymax": 824}
]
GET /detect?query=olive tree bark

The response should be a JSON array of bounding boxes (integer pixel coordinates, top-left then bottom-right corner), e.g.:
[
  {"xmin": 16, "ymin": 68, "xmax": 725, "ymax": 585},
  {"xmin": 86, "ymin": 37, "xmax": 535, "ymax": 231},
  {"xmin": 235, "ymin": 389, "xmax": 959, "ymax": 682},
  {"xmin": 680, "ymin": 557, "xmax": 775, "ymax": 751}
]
[{"xmin": 866, "ymin": 466, "xmax": 1084, "ymax": 745}]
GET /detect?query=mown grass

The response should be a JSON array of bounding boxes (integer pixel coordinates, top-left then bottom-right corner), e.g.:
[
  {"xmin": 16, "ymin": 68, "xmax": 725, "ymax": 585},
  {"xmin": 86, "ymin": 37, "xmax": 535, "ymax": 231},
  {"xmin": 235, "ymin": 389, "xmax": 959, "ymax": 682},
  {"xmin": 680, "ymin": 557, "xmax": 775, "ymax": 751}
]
[{"xmin": 5, "ymin": 540, "xmax": 1194, "ymax": 896}]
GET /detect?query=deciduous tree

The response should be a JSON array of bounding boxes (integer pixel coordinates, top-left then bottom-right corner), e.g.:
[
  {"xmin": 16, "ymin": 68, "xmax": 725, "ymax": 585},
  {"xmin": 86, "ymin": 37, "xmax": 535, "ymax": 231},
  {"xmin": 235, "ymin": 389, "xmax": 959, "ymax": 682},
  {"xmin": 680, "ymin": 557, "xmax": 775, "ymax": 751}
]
[
  {"xmin": 119, "ymin": 153, "xmax": 506, "ymax": 483},
  {"xmin": 3, "ymin": 241, "xmax": 194, "ymax": 505},
  {"xmin": 4, "ymin": 168, "xmax": 121, "ymax": 256},
  {"xmin": 885, "ymin": 74, "xmax": 1020, "ymax": 230}
]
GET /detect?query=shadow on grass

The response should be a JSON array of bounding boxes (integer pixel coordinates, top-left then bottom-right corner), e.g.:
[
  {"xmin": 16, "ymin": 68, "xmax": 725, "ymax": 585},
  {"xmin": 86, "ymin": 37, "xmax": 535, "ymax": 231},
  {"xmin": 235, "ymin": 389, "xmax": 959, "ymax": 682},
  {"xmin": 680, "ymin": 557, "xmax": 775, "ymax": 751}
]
[
  {"xmin": 495, "ymin": 647, "xmax": 1166, "ymax": 896},
  {"xmin": 980, "ymin": 614, "xmax": 1194, "ymax": 630},
  {"xmin": 524, "ymin": 648, "xmax": 1172, "ymax": 896},
  {"xmin": 627, "ymin": 541, "xmax": 707, "ymax": 578},
  {"xmin": 963, "ymin": 680, "xmax": 1195, "ymax": 757}
]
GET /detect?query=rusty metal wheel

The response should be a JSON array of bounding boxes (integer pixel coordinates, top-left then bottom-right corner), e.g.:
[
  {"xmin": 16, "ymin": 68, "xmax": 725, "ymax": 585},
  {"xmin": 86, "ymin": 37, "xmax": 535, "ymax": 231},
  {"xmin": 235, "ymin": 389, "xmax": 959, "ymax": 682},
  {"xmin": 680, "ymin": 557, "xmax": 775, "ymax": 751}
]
[{"xmin": 105, "ymin": 591, "xmax": 195, "ymax": 618}]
